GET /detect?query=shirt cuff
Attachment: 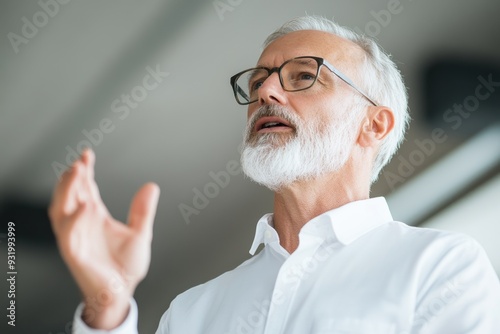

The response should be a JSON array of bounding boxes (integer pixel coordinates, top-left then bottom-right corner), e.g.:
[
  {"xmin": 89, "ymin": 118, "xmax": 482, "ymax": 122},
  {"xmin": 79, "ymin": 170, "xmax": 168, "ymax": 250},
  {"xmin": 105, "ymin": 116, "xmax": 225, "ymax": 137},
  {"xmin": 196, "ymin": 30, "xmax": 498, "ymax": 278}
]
[{"xmin": 72, "ymin": 298, "xmax": 138, "ymax": 334}]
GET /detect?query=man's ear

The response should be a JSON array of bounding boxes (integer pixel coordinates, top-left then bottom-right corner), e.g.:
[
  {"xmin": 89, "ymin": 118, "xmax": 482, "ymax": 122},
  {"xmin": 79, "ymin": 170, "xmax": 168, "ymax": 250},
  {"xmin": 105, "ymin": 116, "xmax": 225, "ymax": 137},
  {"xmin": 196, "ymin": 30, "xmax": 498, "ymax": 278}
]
[{"xmin": 357, "ymin": 106, "xmax": 395, "ymax": 148}]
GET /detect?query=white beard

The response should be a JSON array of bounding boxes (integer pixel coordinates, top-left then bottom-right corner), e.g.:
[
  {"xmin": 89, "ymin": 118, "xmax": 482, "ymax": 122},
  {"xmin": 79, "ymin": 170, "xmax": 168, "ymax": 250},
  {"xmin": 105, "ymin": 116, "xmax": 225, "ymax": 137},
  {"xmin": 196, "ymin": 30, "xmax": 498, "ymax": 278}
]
[{"xmin": 240, "ymin": 105, "xmax": 359, "ymax": 191}]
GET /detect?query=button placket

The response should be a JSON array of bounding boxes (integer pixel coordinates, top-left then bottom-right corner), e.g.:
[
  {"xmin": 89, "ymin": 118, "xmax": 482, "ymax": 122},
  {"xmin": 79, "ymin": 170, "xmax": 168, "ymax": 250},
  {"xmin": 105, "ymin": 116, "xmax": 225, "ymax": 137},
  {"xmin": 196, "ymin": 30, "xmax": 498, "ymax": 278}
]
[{"xmin": 262, "ymin": 235, "xmax": 325, "ymax": 334}]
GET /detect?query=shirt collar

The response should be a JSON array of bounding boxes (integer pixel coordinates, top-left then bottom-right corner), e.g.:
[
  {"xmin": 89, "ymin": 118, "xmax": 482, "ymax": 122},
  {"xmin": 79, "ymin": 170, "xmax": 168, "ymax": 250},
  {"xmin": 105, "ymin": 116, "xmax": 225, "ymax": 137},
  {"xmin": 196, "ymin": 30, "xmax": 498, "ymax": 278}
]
[
  {"xmin": 249, "ymin": 197, "xmax": 393, "ymax": 255},
  {"xmin": 249, "ymin": 213, "xmax": 276, "ymax": 255}
]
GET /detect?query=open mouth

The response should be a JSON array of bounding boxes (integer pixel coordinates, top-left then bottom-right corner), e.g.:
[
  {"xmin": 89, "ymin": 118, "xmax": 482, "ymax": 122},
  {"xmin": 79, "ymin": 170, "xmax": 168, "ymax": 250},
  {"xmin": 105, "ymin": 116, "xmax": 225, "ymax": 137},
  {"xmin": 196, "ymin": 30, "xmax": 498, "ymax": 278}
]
[{"xmin": 254, "ymin": 116, "xmax": 294, "ymax": 133}]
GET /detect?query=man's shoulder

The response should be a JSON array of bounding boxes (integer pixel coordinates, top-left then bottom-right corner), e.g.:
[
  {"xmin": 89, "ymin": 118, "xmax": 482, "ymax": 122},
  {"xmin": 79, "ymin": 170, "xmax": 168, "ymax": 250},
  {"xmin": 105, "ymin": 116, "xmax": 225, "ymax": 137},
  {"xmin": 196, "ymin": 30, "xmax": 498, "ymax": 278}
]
[
  {"xmin": 380, "ymin": 221, "xmax": 485, "ymax": 267},
  {"xmin": 383, "ymin": 220, "xmax": 477, "ymax": 246}
]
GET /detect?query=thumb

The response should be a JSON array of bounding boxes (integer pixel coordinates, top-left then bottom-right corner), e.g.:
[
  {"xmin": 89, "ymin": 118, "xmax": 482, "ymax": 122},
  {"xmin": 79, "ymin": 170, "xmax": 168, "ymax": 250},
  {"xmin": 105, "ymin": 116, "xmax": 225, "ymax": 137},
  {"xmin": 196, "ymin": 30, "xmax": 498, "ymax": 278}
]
[{"xmin": 128, "ymin": 183, "xmax": 160, "ymax": 236}]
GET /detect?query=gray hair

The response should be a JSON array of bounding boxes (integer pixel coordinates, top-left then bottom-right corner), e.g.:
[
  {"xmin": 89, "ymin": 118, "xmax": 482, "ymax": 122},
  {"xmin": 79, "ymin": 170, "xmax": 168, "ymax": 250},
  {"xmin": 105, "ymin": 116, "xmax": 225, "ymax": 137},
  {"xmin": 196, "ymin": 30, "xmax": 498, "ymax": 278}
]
[{"xmin": 263, "ymin": 16, "xmax": 410, "ymax": 183}]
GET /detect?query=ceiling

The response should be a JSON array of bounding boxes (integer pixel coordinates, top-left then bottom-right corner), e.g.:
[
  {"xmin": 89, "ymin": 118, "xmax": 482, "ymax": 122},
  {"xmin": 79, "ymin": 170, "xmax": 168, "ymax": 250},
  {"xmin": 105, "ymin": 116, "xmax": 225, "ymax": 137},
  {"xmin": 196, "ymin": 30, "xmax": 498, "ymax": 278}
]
[{"xmin": 0, "ymin": 0, "xmax": 499, "ymax": 332}]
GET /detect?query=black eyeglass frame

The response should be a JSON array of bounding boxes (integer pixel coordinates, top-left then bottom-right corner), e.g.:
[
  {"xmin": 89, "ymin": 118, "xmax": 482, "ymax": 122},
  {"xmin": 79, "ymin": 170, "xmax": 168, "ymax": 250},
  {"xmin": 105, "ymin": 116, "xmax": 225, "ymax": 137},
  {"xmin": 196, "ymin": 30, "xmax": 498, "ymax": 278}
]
[{"xmin": 230, "ymin": 56, "xmax": 378, "ymax": 106}]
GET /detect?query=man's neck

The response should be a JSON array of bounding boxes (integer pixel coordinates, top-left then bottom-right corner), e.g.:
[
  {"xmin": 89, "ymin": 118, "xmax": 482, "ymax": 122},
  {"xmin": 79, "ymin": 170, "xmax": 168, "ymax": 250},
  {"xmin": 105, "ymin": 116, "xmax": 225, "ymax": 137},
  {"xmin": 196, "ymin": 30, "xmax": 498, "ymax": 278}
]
[{"xmin": 272, "ymin": 170, "xmax": 369, "ymax": 254}]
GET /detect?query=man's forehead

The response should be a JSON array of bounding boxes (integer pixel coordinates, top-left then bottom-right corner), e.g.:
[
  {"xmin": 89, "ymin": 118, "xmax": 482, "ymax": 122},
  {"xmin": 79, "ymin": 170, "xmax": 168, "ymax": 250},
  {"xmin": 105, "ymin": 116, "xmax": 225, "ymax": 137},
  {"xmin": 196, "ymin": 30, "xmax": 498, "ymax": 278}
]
[{"xmin": 256, "ymin": 30, "xmax": 363, "ymax": 67}]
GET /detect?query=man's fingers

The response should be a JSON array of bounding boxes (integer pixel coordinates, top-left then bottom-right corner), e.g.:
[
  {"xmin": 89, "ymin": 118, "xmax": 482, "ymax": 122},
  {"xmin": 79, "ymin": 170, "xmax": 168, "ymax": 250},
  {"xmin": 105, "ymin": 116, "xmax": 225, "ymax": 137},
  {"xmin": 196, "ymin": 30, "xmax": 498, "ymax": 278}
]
[
  {"xmin": 52, "ymin": 196, "xmax": 89, "ymax": 242},
  {"xmin": 49, "ymin": 161, "xmax": 84, "ymax": 224},
  {"xmin": 56, "ymin": 201, "xmax": 96, "ymax": 261},
  {"xmin": 127, "ymin": 183, "xmax": 160, "ymax": 236},
  {"xmin": 81, "ymin": 148, "xmax": 95, "ymax": 180},
  {"xmin": 81, "ymin": 148, "xmax": 107, "ymax": 212}
]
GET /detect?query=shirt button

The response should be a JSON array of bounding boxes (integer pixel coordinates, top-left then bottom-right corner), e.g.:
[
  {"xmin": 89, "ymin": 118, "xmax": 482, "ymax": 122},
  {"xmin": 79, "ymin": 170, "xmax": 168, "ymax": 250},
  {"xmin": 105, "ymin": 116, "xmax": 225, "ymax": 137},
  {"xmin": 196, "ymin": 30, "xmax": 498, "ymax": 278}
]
[{"xmin": 265, "ymin": 230, "xmax": 273, "ymax": 240}]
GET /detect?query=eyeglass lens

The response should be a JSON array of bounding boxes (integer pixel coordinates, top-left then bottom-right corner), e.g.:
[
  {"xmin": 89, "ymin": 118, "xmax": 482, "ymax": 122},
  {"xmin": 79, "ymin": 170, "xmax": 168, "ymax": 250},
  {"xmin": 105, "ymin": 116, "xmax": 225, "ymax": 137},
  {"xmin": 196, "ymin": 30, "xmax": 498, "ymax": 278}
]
[{"xmin": 234, "ymin": 57, "xmax": 319, "ymax": 104}]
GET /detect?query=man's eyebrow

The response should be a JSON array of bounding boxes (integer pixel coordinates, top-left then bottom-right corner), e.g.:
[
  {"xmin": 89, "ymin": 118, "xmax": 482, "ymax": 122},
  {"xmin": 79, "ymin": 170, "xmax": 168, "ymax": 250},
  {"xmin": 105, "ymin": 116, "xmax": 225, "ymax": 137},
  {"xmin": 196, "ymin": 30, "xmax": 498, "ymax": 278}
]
[{"xmin": 294, "ymin": 59, "xmax": 316, "ymax": 67}]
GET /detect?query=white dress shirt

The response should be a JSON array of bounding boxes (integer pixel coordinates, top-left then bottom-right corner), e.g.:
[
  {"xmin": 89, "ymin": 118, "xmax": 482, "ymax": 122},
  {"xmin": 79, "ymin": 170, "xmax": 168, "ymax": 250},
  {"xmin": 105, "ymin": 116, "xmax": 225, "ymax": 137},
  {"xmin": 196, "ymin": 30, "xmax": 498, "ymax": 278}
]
[{"xmin": 74, "ymin": 197, "xmax": 500, "ymax": 333}]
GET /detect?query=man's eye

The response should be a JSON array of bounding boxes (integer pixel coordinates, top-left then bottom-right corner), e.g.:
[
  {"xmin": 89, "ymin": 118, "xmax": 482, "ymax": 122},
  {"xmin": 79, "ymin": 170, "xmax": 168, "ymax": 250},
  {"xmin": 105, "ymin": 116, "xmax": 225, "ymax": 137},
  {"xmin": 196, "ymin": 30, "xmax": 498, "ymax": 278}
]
[
  {"xmin": 250, "ymin": 80, "xmax": 264, "ymax": 92},
  {"xmin": 298, "ymin": 73, "xmax": 315, "ymax": 80},
  {"xmin": 288, "ymin": 71, "xmax": 316, "ymax": 84}
]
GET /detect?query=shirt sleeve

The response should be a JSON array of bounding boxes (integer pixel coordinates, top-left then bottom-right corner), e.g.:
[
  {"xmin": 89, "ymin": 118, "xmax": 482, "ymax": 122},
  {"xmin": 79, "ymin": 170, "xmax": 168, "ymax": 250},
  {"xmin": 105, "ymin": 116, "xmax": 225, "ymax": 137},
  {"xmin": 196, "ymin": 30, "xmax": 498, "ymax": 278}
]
[
  {"xmin": 411, "ymin": 236, "xmax": 500, "ymax": 333},
  {"xmin": 72, "ymin": 299, "xmax": 138, "ymax": 334}
]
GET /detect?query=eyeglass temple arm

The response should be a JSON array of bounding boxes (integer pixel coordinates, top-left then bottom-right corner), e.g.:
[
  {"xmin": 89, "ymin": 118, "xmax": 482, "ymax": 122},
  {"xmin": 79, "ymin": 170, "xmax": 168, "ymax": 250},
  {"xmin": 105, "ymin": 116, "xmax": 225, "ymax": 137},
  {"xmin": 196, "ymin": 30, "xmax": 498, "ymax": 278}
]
[{"xmin": 324, "ymin": 63, "xmax": 378, "ymax": 106}]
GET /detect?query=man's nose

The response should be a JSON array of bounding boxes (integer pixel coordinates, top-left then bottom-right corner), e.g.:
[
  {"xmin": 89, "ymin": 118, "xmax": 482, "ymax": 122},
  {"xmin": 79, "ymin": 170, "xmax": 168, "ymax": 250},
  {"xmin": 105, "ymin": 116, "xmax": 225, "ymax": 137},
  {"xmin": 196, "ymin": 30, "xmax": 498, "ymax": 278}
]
[{"xmin": 257, "ymin": 72, "xmax": 287, "ymax": 106}]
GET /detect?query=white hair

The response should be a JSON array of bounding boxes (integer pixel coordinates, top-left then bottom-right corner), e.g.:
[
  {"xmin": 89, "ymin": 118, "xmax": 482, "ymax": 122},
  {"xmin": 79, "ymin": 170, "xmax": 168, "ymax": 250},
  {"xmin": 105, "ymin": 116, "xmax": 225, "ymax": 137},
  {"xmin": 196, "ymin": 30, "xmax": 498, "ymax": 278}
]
[{"xmin": 263, "ymin": 15, "xmax": 410, "ymax": 182}]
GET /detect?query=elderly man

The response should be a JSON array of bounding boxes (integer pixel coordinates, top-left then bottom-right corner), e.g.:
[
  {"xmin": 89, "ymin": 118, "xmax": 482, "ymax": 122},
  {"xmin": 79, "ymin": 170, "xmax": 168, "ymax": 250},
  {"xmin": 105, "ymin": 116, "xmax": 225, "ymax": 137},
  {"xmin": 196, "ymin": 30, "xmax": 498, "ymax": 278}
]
[{"xmin": 50, "ymin": 16, "xmax": 500, "ymax": 333}]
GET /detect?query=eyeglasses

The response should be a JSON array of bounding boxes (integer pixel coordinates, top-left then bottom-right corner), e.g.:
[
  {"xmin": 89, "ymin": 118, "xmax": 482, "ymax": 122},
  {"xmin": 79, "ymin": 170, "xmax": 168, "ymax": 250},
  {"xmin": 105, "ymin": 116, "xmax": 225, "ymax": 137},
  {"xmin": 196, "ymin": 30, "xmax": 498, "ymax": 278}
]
[{"xmin": 230, "ymin": 56, "xmax": 378, "ymax": 106}]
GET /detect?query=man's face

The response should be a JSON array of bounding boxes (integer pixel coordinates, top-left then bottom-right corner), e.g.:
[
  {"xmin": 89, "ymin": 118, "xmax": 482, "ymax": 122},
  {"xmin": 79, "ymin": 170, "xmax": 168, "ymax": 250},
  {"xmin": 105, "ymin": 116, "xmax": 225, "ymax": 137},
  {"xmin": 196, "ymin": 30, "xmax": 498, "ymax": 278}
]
[
  {"xmin": 240, "ymin": 30, "xmax": 368, "ymax": 190},
  {"xmin": 246, "ymin": 30, "xmax": 366, "ymax": 141}
]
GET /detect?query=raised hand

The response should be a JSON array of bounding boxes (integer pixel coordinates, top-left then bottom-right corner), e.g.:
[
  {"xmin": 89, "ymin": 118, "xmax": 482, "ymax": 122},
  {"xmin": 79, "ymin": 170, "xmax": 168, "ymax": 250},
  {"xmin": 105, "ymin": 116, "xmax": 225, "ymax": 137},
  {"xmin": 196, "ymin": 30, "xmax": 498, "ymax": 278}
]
[{"xmin": 49, "ymin": 149, "xmax": 160, "ymax": 329}]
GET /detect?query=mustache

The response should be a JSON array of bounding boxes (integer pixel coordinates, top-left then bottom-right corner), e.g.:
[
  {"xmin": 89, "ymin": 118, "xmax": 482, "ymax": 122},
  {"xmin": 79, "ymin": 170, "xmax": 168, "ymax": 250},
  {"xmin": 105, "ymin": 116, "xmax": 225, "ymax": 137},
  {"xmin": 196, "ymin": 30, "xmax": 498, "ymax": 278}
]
[{"xmin": 247, "ymin": 105, "xmax": 299, "ymax": 136}]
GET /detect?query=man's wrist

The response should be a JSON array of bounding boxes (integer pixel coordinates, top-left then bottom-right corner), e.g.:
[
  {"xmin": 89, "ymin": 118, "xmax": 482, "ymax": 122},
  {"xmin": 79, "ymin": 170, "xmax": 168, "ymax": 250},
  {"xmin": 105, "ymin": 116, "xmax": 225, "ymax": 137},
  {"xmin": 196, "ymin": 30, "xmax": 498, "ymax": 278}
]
[{"xmin": 74, "ymin": 298, "xmax": 138, "ymax": 334}]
